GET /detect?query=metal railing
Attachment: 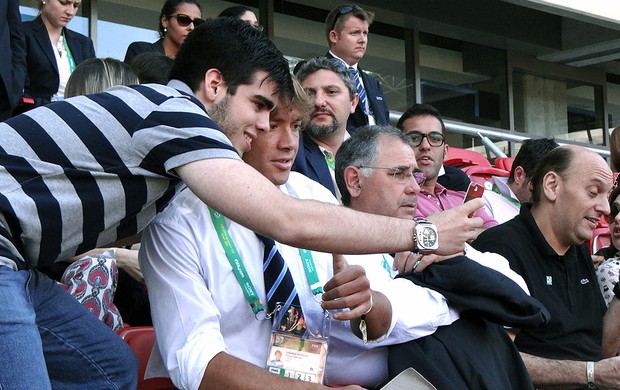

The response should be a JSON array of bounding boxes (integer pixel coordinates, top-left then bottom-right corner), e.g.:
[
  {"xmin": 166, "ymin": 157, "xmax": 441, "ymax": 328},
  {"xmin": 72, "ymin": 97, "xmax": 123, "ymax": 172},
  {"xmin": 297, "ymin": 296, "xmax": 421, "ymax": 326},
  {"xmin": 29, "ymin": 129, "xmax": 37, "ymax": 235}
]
[{"xmin": 389, "ymin": 111, "xmax": 611, "ymax": 159}]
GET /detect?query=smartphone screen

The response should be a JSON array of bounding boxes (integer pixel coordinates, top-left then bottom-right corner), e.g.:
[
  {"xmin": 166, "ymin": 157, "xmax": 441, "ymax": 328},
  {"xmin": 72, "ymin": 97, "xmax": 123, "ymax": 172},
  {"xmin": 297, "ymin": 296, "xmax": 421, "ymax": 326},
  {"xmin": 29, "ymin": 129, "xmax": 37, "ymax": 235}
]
[{"xmin": 463, "ymin": 182, "xmax": 484, "ymax": 203}]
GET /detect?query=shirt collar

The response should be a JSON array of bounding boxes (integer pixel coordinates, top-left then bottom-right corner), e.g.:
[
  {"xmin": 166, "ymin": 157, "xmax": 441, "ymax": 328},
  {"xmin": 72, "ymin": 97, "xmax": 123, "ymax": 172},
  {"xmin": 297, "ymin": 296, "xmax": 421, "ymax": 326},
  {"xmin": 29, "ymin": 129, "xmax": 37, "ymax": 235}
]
[{"xmin": 329, "ymin": 51, "xmax": 358, "ymax": 69}]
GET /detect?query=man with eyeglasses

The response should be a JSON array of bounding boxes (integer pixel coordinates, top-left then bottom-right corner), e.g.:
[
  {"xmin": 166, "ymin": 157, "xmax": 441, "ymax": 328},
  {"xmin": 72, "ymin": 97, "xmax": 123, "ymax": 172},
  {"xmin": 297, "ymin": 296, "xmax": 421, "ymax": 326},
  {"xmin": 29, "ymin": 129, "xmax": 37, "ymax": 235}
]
[
  {"xmin": 473, "ymin": 145, "xmax": 620, "ymax": 389},
  {"xmin": 397, "ymin": 103, "xmax": 498, "ymax": 231},
  {"xmin": 333, "ymin": 125, "xmax": 547, "ymax": 389},
  {"xmin": 292, "ymin": 57, "xmax": 359, "ymax": 200},
  {"xmin": 295, "ymin": 4, "xmax": 389, "ymax": 133}
]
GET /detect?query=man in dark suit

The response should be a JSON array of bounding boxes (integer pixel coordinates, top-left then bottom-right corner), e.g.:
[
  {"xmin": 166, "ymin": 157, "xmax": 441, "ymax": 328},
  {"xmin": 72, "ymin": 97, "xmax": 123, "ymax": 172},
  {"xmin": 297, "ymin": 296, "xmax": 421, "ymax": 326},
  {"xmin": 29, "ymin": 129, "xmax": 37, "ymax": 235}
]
[
  {"xmin": 292, "ymin": 57, "xmax": 358, "ymax": 199},
  {"xmin": 324, "ymin": 4, "xmax": 389, "ymax": 133},
  {"xmin": 0, "ymin": 0, "xmax": 26, "ymax": 121}
]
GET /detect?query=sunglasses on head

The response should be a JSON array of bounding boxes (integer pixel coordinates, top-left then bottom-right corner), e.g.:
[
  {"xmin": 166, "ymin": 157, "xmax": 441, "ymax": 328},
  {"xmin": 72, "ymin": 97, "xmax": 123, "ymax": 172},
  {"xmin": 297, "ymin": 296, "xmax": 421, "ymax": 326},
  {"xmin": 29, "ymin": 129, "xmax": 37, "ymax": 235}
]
[
  {"xmin": 606, "ymin": 203, "xmax": 620, "ymax": 224},
  {"xmin": 330, "ymin": 4, "xmax": 363, "ymax": 31},
  {"xmin": 171, "ymin": 14, "xmax": 204, "ymax": 28}
]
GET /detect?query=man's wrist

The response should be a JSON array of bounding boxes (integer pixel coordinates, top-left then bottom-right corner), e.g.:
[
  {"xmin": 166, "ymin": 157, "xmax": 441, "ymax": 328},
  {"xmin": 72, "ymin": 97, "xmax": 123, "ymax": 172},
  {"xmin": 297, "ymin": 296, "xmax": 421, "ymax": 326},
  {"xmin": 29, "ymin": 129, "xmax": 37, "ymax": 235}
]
[
  {"xmin": 586, "ymin": 361, "xmax": 595, "ymax": 389},
  {"xmin": 411, "ymin": 220, "xmax": 418, "ymax": 252}
]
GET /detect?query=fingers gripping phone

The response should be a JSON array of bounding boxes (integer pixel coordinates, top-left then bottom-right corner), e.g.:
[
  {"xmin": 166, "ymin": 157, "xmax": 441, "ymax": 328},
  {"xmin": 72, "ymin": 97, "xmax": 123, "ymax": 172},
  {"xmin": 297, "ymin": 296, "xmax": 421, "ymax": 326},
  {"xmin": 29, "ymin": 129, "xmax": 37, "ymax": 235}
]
[{"xmin": 463, "ymin": 182, "xmax": 484, "ymax": 204}]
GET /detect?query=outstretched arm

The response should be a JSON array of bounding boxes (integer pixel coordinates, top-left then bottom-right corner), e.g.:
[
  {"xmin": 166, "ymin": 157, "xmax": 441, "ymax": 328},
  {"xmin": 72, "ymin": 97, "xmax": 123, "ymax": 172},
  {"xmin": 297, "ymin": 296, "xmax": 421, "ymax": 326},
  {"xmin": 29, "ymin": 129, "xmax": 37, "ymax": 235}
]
[{"xmin": 177, "ymin": 158, "xmax": 484, "ymax": 256}]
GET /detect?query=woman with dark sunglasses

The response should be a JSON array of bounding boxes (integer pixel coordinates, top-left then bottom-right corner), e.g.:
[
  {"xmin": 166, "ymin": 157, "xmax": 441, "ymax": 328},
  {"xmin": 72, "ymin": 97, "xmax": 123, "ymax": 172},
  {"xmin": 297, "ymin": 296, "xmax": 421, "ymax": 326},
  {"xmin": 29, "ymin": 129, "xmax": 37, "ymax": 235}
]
[{"xmin": 124, "ymin": 0, "xmax": 202, "ymax": 64}]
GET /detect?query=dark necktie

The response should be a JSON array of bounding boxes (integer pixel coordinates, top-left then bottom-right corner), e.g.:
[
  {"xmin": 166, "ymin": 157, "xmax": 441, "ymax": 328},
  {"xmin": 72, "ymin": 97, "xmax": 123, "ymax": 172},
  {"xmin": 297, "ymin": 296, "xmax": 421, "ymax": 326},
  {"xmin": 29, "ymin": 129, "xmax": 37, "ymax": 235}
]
[{"xmin": 257, "ymin": 234, "xmax": 301, "ymax": 314}]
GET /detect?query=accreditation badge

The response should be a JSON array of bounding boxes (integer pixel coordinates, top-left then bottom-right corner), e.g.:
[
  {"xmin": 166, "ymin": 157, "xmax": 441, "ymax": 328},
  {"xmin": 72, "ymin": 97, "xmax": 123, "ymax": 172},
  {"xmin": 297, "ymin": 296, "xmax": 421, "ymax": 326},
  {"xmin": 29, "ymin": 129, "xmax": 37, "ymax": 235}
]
[{"xmin": 265, "ymin": 304, "xmax": 330, "ymax": 384}]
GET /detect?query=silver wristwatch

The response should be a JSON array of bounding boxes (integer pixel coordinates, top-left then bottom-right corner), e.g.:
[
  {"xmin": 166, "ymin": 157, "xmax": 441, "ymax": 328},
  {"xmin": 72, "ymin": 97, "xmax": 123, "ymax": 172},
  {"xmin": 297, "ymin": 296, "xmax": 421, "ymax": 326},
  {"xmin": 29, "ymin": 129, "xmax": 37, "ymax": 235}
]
[{"xmin": 413, "ymin": 218, "xmax": 438, "ymax": 254}]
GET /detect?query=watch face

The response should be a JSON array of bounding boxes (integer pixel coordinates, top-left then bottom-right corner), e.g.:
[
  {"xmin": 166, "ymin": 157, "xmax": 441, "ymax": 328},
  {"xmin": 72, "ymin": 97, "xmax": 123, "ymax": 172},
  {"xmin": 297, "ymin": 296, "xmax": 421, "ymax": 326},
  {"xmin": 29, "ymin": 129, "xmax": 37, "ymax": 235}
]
[{"xmin": 420, "ymin": 227, "xmax": 437, "ymax": 248}]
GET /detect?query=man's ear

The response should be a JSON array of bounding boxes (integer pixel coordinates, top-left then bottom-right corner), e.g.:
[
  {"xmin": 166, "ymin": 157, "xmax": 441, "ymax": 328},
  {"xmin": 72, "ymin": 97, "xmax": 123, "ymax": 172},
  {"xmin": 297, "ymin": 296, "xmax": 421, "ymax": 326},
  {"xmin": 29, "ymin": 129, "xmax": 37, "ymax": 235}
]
[
  {"xmin": 350, "ymin": 93, "xmax": 359, "ymax": 114},
  {"xmin": 513, "ymin": 166, "xmax": 527, "ymax": 185},
  {"xmin": 443, "ymin": 143, "xmax": 449, "ymax": 160},
  {"xmin": 542, "ymin": 171, "xmax": 560, "ymax": 201},
  {"xmin": 202, "ymin": 68, "xmax": 225, "ymax": 104},
  {"xmin": 344, "ymin": 166, "xmax": 363, "ymax": 199},
  {"xmin": 329, "ymin": 29, "xmax": 338, "ymax": 45}
]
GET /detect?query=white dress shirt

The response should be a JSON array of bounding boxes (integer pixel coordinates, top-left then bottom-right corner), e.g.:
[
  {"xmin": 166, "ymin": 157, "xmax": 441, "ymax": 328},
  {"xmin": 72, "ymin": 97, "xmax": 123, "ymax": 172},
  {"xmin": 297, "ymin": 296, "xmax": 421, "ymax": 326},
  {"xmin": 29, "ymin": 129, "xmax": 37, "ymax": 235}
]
[
  {"xmin": 140, "ymin": 172, "xmax": 526, "ymax": 389},
  {"xmin": 482, "ymin": 176, "xmax": 521, "ymax": 224}
]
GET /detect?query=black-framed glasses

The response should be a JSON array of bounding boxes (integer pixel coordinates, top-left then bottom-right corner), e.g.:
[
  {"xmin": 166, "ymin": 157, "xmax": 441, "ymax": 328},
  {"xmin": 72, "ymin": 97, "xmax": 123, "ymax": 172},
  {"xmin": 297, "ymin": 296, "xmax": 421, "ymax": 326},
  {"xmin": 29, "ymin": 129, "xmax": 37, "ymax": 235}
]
[
  {"xmin": 171, "ymin": 14, "xmax": 205, "ymax": 28},
  {"xmin": 359, "ymin": 165, "xmax": 426, "ymax": 186},
  {"xmin": 330, "ymin": 4, "xmax": 363, "ymax": 31},
  {"xmin": 606, "ymin": 203, "xmax": 620, "ymax": 224},
  {"xmin": 405, "ymin": 131, "xmax": 445, "ymax": 147}
]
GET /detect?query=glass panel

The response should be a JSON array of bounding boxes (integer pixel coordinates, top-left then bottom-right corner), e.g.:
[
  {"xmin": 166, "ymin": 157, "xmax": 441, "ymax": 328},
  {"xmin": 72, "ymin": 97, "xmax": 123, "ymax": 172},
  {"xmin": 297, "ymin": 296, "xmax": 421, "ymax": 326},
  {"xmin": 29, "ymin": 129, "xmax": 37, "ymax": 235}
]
[
  {"xmin": 419, "ymin": 35, "xmax": 508, "ymax": 131},
  {"xmin": 513, "ymin": 71, "xmax": 604, "ymax": 146},
  {"xmin": 419, "ymin": 34, "xmax": 508, "ymax": 153},
  {"xmin": 607, "ymin": 82, "xmax": 620, "ymax": 132}
]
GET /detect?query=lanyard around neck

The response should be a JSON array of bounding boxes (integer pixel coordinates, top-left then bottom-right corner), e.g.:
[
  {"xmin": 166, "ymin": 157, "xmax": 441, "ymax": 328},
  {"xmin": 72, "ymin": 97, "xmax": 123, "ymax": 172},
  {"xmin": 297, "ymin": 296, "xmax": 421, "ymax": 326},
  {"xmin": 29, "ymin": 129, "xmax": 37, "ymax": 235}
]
[
  {"xmin": 209, "ymin": 208, "xmax": 323, "ymax": 314},
  {"xmin": 62, "ymin": 32, "xmax": 76, "ymax": 73},
  {"xmin": 492, "ymin": 183, "xmax": 521, "ymax": 208}
]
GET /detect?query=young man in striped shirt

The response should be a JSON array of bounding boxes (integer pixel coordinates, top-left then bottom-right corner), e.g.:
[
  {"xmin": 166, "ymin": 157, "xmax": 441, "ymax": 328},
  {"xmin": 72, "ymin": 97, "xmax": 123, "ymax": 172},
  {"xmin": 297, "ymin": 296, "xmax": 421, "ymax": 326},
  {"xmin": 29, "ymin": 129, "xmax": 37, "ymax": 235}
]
[{"xmin": 0, "ymin": 17, "xmax": 483, "ymax": 389}]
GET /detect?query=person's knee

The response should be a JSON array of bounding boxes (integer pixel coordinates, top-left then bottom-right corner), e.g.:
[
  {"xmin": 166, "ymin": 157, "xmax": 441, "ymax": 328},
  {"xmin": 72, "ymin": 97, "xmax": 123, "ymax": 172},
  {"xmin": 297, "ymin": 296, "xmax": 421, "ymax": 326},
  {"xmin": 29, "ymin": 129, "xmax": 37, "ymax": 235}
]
[{"xmin": 115, "ymin": 341, "xmax": 139, "ymax": 389}]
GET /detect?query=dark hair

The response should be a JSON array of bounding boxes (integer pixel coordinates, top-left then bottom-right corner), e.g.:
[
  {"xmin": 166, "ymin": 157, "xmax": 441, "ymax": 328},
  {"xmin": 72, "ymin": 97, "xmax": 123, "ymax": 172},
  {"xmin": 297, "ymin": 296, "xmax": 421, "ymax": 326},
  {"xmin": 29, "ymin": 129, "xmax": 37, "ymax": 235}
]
[
  {"xmin": 602, "ymin": 184, "xmax": 620, "ymax": 257},
  {"xmin": 396, "ymin": 103, "xmax": 446, "ymax": 134},
  {"xmin": 218, "ymin": 5, "xmax": 252, "ymax": 18},
  {"xmin": 130, "ymin": 52, "xmax": 174, "ymax": 84},
  {"xmin": 530, "ymin": 146, "xmax": 573, "ymax": 205},
  {"xmin": 324, "ymin": 4, "xmax": 375, "ymax": 45},
  {"xmin": 610, "ymin": 125, "xmax": 620, "ymax": 172},
  {"xmin": 158, "ymin": 0, "xmax": 202, "ymax": 39},
  {"xmin": 294, "ymin": 57, "xmax": 356, "ymax": 101},
  {"xmin": 336, "ymin": 125, "xmax": 412, "ymax": 206},
  {"xmin": 170, "ymin": 17, "xmax": 293, "ymax": 99},
  {"xmin": 509, "ymin": 138, "xmax": 559, "ymax": 184},
  {"xmin": 65, "ymin": 58, "xmax": 138, "ymax": 98}
]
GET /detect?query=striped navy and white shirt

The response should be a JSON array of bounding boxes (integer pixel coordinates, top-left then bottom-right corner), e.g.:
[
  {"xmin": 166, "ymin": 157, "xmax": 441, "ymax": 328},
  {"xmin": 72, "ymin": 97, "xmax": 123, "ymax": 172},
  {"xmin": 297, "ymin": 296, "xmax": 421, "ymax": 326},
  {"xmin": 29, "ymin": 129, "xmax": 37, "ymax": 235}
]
[{"xmin": 0, "ymin": 80, "xmax": 239, "ymax": 270}]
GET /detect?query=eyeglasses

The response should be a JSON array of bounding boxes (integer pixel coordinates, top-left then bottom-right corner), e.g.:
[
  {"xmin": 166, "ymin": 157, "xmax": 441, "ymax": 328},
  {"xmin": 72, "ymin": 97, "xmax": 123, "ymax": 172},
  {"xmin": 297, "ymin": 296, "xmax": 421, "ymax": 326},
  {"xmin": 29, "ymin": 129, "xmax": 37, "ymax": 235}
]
[
  {"xmin": 359, "ymin": 165, "xmax": 426, "ymax": 186},
  {"xmin": 405, "ymin": 131, "xmax": 445, "ymax": 147},
  {"xmin": 606, "ymin": 203, "xmax": 620, "ymax": 224},
  {"xmin": 171, "ymin": 14, "xmax": 205, "ymax": 28},
  {"xmin": 330, "ymin": 4, "xmax": 363, "ymax": 31}
]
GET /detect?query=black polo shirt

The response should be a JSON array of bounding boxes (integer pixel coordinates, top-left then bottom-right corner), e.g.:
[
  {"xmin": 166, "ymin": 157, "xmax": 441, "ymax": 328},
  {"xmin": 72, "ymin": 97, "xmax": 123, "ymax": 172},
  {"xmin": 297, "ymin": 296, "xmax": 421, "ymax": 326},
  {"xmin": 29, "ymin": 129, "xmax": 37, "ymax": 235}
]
[{"xmin": 473, "ymin": 204, "xmax": 606, "ymax": 361}]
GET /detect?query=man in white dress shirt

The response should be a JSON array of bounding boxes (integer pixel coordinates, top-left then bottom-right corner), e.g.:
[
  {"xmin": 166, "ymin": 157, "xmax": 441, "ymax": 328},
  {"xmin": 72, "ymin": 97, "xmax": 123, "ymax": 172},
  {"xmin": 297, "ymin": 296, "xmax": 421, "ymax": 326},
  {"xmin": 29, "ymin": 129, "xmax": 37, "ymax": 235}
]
[
  {"xmin": 483, "ymin": 137, "xmax": 558, "ymax": 224},
  {"xmin": 140, "ymin": 83, "xmax": 399, "ymax": 389}
]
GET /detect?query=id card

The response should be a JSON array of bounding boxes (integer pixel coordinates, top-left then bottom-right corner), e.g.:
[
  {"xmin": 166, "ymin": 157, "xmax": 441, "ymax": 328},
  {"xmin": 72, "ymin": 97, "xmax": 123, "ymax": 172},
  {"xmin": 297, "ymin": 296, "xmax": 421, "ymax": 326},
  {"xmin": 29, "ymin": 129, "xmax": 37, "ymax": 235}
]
[{"xmin": 266, "ymin": 305, "xmax": 329, "ymax": 384}]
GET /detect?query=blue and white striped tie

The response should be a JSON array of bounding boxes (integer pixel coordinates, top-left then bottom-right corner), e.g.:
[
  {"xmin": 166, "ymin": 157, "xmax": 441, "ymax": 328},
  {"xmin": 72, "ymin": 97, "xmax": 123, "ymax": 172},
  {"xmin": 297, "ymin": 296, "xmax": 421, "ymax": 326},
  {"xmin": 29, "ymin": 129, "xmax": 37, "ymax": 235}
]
[
  {"xmin": 349, "ymin": 66, "xmax": 369, "ymax": 116},
  {"xmin": 258, "ymin": 234, "xmax": 300, "ymax": 314}
]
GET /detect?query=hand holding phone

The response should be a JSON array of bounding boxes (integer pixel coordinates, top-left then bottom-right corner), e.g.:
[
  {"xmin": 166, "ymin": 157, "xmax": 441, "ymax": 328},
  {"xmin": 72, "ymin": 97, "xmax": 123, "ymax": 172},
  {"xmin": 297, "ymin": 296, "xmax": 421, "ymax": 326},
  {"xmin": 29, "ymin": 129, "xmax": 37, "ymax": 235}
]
[{"xmin": 463, "ymin": 182, "xmax": 484, "ymax": 204}]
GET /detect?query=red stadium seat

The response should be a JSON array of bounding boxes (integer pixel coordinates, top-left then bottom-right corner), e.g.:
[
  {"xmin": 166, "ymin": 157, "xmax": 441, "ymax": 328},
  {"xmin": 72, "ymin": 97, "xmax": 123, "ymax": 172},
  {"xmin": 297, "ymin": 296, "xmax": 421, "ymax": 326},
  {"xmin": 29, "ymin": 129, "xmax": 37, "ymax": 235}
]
[
  {"xmin": 117, "ymin": 326, "xmax": 175, "ymax": 390},
  {"xmin": 589, "ymin": 226, "xmax": 611, "ymax": 254},
  {"xmin": 463, "ymin": 166, "xmax": 510, "ymax": 189},
  {"xmin": 444, "ymin": 147, "xmax": 491, "ymax": 169},
  {"xmin": 494, "ymin": 157, "xmax": 514, "ymax": 172}
]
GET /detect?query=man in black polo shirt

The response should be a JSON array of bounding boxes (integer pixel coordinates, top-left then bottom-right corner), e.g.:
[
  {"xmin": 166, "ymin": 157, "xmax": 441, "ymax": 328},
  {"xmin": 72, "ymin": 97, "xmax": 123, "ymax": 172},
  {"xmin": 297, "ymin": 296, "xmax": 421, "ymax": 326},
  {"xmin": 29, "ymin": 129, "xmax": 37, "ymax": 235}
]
[{"xmin": 473, "ymin": 145, "xmax": 620, "ymax": 388}]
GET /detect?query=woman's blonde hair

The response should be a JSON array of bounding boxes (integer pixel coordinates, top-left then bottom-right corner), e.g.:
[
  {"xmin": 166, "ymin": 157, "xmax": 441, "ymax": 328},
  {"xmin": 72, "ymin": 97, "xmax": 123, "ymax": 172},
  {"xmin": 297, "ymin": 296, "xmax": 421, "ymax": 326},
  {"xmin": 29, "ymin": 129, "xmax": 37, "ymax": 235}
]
[{"xmin": 65, "ymin": 58, "xmax": 139, "ymax": 98}]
